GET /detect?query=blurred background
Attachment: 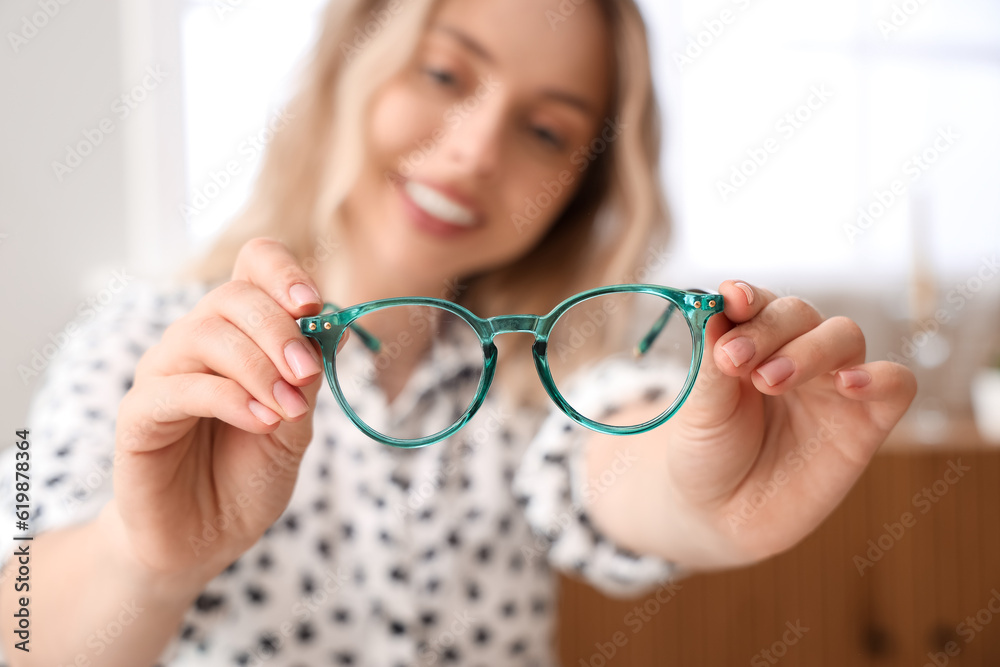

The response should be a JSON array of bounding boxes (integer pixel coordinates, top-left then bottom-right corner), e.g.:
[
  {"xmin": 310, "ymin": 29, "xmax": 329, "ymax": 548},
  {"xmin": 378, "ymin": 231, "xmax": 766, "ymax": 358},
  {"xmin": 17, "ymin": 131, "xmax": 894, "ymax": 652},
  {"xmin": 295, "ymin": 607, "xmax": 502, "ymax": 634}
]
[
  {"xmin": 1, "ymin": 0, "xmax": 999, "ymax": 663},
  {"xmin": 2, "ymin": 0, "xmax": 999, "ymax": 439}
]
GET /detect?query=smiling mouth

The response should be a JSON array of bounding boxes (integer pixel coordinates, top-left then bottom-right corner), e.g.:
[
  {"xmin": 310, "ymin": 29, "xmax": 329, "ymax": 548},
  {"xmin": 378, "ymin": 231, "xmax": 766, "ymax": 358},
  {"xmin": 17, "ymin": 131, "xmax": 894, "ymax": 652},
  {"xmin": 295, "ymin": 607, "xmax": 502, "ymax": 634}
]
[{"xmin": 403, "ymin": 181, "xmax": 478, "ymax": 227}]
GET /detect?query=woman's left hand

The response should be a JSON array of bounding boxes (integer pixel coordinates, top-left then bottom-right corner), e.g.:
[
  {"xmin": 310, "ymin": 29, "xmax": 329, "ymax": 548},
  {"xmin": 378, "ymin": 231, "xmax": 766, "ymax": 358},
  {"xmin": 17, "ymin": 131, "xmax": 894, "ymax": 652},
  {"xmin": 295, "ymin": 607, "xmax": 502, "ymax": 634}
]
[{"xmin": 586, "ymin": 280, "xmax": 917, "ymax": 568}]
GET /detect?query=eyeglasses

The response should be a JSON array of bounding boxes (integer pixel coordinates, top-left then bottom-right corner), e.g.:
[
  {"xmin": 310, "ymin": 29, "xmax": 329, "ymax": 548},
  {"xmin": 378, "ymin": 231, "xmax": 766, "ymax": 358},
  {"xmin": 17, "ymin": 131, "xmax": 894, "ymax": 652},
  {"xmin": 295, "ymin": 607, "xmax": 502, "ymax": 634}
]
[{"xmin": 299, "ymin": 284, "xmax": 724, "ymax": 448}]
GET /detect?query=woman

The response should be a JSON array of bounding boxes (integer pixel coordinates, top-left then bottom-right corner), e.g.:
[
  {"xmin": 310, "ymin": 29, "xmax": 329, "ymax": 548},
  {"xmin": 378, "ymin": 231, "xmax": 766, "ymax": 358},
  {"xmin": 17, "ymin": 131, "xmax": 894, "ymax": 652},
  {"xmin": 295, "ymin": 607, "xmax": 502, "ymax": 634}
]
[{"xmin": 0, "ymin": 0, "xmax": 915, "ymax": 665}]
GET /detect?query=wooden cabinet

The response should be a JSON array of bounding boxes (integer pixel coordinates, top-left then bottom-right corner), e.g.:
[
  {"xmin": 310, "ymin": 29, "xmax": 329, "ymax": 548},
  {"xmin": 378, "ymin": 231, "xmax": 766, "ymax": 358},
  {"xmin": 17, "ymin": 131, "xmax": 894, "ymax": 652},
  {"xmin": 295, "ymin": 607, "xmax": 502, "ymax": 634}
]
[{"xmin": 557, "ymin": 436, "xmax": 1000, "ymax": 665}]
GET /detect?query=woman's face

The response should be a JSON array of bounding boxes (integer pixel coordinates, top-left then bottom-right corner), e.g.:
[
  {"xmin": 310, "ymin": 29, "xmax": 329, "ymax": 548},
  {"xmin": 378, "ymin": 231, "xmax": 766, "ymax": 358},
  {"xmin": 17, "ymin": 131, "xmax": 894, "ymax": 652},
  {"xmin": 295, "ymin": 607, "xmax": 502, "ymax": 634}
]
[{"xmin": 342, "ymin": 0, "xmax": 612, "ymax": 292}]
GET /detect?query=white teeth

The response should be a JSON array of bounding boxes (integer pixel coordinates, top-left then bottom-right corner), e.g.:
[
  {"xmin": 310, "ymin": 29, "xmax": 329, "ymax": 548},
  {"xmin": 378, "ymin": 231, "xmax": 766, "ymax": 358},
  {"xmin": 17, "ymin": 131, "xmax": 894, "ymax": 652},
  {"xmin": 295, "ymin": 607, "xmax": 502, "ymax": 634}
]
[{"xmin": 404, "ymin": 181, "xmax": 477, "ymax": 226}]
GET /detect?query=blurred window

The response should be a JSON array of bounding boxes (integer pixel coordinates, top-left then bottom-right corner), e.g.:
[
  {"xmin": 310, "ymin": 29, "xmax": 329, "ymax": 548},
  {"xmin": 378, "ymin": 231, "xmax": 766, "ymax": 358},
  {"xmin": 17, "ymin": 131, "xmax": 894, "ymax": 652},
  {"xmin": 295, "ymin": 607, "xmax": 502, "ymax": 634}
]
[
  {"xmin": 178, "ymin": 0, "xmax": 327, "ymax": 246},
  {"xmin": 177, "ymin": 0, "xmax": 1000, "ymax": 289}
]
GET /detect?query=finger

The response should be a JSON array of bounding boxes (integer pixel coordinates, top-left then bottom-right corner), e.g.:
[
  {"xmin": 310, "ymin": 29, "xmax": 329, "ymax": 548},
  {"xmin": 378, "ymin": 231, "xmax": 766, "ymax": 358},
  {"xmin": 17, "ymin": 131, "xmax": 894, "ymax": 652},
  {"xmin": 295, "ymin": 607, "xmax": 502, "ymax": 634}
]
[
  {"xmin": 148, "ymin": 314, "xmax": 310, "ymax": 422},
  {"xmin": 716, "ymin": 280, "xmax": 781, "ymax": 325},
  {"xmin": 140, "ymin": 282, "xmax": 322, "ymax": 386},
  {"xmin": 713, "ymin": 296, "xmax": 824, "ymax": 377},
  {"xmin": 231, "ymin": 237, "xmax": 325, "ymax": 317},
  {"xmin": 117, "ymin": 374, "xmax": 284, "ymax": 454},
  {"xmin": 270, "ymin": 370, "xmax": 325, "ymax": 457},
  {"xmin": 206, "ymin": 280, "xmax": 323, "ymax": 385},
  {"xmin": 834, "ymin": 360, "xmax": 918, "ymax": 431},
  {"xmin": 672, "ymin": 319, "xmax": 744, "ymax": 431},
  {"xmin": 748, "ymin": 316, "xmax": 866, "ymax": 394}
]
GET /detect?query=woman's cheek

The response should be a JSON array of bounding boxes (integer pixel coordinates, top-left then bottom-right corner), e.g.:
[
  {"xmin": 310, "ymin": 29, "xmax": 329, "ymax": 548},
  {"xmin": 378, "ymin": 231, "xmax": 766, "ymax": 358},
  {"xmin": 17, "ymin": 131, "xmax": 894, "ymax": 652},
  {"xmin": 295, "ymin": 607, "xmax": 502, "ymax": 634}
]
[
  {"xmin": 368, "ymin": 85, "xmax": 434, "ymax": 161},
  {"xmin": 510, "ymin": 166, "xmax": 577, "ymax": 226}
]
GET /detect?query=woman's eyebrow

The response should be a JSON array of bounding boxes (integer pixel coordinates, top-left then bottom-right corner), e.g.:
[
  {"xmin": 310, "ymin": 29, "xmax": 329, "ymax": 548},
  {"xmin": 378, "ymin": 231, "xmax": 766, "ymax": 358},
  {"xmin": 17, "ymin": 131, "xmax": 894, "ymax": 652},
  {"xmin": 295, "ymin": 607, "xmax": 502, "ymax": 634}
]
[
  {"xmin": 540, "ymin": 89, "xmax": 597, "ymax": 117},
  {"xmin": 432, "ymin": 24, "xmax": 495, "ymax": 64},
  {"xmin": 431, "ymin": 24, "xmax": 598, "ymax": 118}
]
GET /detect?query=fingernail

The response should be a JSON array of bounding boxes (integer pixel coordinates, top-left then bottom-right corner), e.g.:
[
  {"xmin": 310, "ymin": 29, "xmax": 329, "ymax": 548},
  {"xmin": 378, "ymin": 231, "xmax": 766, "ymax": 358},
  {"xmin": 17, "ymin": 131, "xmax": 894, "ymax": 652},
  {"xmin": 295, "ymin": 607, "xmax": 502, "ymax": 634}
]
[
  {"xmin": 273, "ymin": 380, "xmax": 309, "ymax": 418},
  {"xmin": 249, "ymin": 400, "xmax": 281, "ymax": 425},
  {"xmin": 734, "ymin": 282, "xmax": 754, "ymax": 306},
  {"xmin": 839, "ymin": 369, "xmax": 871, "ymax": 388},
  {"xmin": 722, "ymin": 337, "xmax": 755, "ymax": 367},
  {"xmin": 289, "ymin": 283, "xmax": 321, "ymax": 308},
  {"xmin": 756, "ymin": 357, "xmax": 795, "ymax": 387},
  {"xmin": 284, "ymin": 340, "xmax": 321, "ymax": 379}
]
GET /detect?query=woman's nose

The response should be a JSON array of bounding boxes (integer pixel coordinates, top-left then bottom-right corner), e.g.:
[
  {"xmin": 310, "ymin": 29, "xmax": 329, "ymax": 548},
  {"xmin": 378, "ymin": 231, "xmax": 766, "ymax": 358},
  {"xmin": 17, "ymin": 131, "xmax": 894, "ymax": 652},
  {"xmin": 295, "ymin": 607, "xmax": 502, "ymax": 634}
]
[{"xmin": 441, "ymin": 85, "xmax": 505, "ymax": 179}]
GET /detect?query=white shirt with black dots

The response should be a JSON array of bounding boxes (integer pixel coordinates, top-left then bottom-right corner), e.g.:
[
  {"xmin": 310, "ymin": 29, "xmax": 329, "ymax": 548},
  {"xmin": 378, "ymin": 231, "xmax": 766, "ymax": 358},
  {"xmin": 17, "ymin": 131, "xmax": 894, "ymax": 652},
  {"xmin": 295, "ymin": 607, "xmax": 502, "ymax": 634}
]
[{"xmin": 0, "ymin": 281, "xmax": 677, "ymax": 667}]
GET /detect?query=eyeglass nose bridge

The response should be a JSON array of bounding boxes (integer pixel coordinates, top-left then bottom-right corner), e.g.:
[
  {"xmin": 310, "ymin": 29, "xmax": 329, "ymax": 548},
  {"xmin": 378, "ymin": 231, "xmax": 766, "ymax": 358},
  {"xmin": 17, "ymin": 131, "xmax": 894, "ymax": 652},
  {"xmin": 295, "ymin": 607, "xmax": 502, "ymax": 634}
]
[{"xmin": 484, "ymin": 314, "xmax": 542, "ymax": 337}]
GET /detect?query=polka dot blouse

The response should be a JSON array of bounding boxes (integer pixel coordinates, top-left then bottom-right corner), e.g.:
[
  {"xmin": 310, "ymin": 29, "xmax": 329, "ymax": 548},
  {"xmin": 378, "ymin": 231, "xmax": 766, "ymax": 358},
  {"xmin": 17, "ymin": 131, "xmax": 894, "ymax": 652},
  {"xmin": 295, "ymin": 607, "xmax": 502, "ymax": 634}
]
[{"xmin": 0, "ymin": 281, "xmax": 676, "ymax": 666}]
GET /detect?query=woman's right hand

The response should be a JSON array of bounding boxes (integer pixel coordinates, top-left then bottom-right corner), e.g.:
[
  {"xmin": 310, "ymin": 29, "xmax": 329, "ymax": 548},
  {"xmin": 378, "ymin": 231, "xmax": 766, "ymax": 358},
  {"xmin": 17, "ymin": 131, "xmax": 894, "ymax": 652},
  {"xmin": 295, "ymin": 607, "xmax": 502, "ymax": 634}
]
[{"xmin": 109, "ymin": 238, "xmax": 335, "ymax": 581}]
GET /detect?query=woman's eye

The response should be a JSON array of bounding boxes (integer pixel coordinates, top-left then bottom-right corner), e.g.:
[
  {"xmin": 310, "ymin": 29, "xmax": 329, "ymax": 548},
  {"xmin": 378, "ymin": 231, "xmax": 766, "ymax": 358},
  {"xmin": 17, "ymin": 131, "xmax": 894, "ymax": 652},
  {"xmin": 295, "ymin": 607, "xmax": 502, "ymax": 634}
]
[
  {"xmin": 424, "ymin": 67, "xmax": 457, "ymax": 87},
  {"xmin": 532, "ymin": 126, "xmax": 566, "ymax": 150}
]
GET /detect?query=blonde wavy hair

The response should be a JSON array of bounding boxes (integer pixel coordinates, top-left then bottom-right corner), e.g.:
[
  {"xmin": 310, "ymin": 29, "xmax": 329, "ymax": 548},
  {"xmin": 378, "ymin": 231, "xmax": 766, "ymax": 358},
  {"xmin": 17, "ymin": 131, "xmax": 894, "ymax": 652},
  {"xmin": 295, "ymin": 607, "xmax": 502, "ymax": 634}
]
[{"xmin": 182, "ymin": 0, "xmax": 670, "ymax": 401}]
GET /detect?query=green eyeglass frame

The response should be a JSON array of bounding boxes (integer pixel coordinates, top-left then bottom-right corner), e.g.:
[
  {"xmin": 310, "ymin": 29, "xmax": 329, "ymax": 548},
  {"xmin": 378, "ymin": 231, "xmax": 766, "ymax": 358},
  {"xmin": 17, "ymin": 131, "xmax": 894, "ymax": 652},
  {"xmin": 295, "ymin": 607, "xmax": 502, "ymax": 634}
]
[{"xmin": 299, "ymin": 284, "xmax": 724, "ymax": 448}]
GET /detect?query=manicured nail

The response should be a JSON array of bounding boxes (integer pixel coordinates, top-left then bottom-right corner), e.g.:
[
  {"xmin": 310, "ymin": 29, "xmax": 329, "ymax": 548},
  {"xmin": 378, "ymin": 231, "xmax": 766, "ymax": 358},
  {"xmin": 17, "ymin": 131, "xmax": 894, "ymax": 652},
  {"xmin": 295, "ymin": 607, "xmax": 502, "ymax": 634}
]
[
  {"xmin": 289, "ymin": 283, "xmax": 321, "ymax": 308},
  {"xmin": 249, "ymin": 400, "xmax": 281, "ymax": 425},
  {"xmin": 734, "ymin": 282, "xmax": 754, "ymax": 306},
  {"xmin": 756, "ymin": 357, "xmax": 795, "ymax": 387},
  {"xmin": 839, "ymin": 369, "xmax": 871, "ymax": 388},
  {"xmin": 273, "ymin": 380, "xmax": 308, "ymax": 418},
  {"xmin": 722, "ymin": 337, "xmax": 755, "ymax": 367},
  {"xmin": 284, "ymin": 340, "xmax": 321, "ymax": 379}
]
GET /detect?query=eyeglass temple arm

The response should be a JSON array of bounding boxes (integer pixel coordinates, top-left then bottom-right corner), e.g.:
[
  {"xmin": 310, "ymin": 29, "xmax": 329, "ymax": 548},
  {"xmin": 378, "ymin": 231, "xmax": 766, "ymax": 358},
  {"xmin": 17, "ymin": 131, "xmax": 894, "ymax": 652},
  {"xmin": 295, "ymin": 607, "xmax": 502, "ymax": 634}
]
[
  {"xmin": 633, "ymin": 289, "xmax": 710, "ymax": 357},
  {"xmin": 318, "ymin": 302, "xmax": 383, "ymax": 353}
]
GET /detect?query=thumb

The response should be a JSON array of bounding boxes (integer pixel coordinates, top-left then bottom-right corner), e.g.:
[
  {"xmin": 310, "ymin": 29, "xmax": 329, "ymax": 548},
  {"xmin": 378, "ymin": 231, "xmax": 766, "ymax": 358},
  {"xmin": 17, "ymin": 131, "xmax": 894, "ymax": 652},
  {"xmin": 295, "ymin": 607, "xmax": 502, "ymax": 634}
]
[
  {"xmin": 269, "ymin": 331, "xmax": 345, "ymax": 456},
  {"xmin": 675, "ymin": 312, "xmax": 747, "ymax": 431},
  {"xmin": 269, "ymin": 370, "xmax": 324, "ymax": 458},
  {"xmin": 661, "ymin": 307, "xmax": 766, "ymax": 507}
]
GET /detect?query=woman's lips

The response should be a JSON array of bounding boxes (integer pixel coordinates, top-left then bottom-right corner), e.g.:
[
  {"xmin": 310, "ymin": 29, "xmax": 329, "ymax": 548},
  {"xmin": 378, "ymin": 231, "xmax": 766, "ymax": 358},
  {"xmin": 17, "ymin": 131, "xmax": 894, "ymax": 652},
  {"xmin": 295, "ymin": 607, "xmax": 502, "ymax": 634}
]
[{"xmin": 399, "ymin": 180, "xmax": 482, "ymax": 238}]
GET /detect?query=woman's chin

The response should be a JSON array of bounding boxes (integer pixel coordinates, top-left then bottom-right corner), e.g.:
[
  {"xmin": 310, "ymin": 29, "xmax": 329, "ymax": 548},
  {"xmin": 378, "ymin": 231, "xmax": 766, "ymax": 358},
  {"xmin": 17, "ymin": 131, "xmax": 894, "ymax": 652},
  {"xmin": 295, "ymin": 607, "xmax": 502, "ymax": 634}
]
[{"xmin": 370, "ymin": 242, "xmax": 463, "ymax": 295}]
